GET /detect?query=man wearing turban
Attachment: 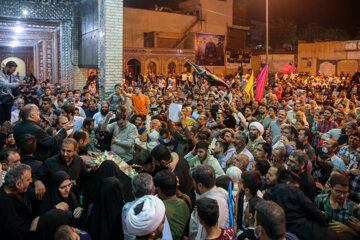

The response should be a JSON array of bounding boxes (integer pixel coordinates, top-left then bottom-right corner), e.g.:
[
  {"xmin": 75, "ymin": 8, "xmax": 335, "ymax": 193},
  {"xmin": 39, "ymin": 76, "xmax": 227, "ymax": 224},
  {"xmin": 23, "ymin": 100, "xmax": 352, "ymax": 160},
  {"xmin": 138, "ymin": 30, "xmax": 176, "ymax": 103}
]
[
  {"xmin": 126, "ymin": 195, "xmax": 166, "ymax": 240},
  {"xmin": 246, "ymin": 121, "xmax": 266, "ymax": 155}
]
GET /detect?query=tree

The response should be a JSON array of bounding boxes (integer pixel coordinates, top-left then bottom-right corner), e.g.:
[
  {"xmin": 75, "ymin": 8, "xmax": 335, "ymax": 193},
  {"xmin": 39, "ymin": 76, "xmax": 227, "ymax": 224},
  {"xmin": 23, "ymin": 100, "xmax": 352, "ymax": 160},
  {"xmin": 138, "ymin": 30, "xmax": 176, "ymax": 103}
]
[
  {"xmin": 324, "ymin": 28, "xmax": 349, "ymax": 41},
  {"xmin": 298, "ymin": 23, "xmax": 325, "ymax": 42},
  {"xmin": 355, "ymin": 31, "xmax": 360, "ymax": 40},
  {"xmin": 260, "ymin": 18, "xmax": 298, "ymax": 49},
  {"xmin": 299, "ymin": 23, "xmax": 350, "ymax": 42},
  {"xmin": 270, "ymin": 19, "xmax": 298, "ymax": 48}
]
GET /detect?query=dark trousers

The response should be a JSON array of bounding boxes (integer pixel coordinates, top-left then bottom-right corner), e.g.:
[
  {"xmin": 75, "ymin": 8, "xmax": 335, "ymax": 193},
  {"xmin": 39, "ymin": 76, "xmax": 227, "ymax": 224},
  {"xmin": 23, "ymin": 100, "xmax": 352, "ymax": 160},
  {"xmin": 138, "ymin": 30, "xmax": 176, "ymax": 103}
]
[{"xmin": 0, "ymin": 103, "xmax": 12, "ymax": 124}]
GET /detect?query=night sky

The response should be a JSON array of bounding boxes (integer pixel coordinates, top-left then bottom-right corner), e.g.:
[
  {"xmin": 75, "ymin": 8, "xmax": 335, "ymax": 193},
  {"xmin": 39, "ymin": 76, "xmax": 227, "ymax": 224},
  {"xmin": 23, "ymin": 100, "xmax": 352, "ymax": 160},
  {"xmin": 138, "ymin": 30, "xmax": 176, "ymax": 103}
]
[{"xmin": 124, "ymin": 0, "xmax": 360, "ymax": 37}]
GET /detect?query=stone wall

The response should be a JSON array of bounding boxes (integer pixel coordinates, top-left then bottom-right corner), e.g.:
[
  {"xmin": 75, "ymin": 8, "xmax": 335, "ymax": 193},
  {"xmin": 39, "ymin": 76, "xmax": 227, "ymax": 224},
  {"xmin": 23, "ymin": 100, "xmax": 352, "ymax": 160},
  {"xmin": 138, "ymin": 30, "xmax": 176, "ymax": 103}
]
[
  {"xmin": 98, "ymin": 0, "xmax": 123, "ymax": 95},
  {"xmin": 298, "ymin": 41, "xmax": 360, "ymax": 75}
]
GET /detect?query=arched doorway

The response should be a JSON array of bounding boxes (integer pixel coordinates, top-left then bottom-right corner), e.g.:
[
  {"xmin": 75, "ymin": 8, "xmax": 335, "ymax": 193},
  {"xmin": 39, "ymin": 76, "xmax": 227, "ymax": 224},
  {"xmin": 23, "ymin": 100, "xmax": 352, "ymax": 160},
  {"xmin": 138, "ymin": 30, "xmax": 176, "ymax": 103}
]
[
  {"xmin": 168, "ymin": 62, "xmax": 176, "ymax": 74},
  {"xmin": 147, "ymin": 61, "xmax": 157, "ymax": 74},
  {"xmin": 184, "ymin": 62, "xmax": 191, "ymax": 73},
  {"xmin": 1, "ymin": 57, "xmax": 26, "ymax": 78},
  {"xmin": 127, "ymin": 59, "xmax": 141, "ymax": 78}
]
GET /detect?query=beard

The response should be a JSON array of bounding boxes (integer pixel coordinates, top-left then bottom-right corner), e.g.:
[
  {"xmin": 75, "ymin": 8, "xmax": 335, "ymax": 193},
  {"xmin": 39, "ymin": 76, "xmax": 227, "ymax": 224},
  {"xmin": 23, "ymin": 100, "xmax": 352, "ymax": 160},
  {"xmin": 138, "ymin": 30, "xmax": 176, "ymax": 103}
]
[
  {"xmin": 198, "ymin": 153, "xmax": 207, "ymax": 162},
  {"xmin": 289, "ymin": 165, "xmax": 300, "ymax": 174},
  {"xmin": 249, "ymin": 133, "xmax": 258, "ymax": 141},
  {"xmin": 101, "ymin": 109, "xmax": 109, "ymax": 116},
  {"xmin": 153, "ymin": 227, "xmax": 163, "ymax": 239}
]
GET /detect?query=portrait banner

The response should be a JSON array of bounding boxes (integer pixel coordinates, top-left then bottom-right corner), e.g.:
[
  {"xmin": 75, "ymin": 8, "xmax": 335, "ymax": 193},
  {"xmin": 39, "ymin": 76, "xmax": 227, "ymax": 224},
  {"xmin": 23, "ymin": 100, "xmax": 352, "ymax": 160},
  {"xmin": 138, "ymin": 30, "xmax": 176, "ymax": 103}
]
[{"xmin": 195, "ymin": 33, "xmax": 225, "ymax": 66}]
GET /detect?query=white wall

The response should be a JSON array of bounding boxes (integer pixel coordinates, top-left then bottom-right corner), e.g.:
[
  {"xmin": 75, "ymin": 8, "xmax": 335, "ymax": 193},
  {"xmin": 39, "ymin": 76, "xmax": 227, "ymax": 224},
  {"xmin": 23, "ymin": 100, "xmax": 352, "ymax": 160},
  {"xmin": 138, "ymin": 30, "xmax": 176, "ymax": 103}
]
[
  {"xmin": 124, "ymin": 7, "xmax": 198, "ymax": 48},
  {"xmin": 200, "ymin": 0, "xmax": 233, "ymax": 35},
  {"xmin": 260, "ymin": 54, "xmax": 295, "ymax": 73},
  {"xmin": 124, "ymin": 0, "xmax": 233, "ymax": 49},
  {"xmin": 298, "ymin": 41, "xmax": 360, "ymax": 75}
]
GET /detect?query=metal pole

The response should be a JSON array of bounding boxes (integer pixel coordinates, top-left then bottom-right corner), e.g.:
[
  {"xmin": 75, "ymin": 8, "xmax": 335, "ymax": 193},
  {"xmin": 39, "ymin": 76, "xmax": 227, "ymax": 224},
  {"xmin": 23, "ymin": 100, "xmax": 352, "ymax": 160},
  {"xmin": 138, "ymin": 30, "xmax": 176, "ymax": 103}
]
[{"xmin": 266, "ymin": 0, "xmax": 269, "ymax": 65}]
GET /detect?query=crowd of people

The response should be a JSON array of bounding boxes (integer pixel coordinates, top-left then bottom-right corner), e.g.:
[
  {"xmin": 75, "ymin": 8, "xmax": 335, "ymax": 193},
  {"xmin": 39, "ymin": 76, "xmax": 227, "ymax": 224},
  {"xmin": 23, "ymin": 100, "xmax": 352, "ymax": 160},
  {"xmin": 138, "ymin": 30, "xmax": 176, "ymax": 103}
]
[{"xmin": 1, "ymin": 59, "xmax": 360, "ymax": 240}]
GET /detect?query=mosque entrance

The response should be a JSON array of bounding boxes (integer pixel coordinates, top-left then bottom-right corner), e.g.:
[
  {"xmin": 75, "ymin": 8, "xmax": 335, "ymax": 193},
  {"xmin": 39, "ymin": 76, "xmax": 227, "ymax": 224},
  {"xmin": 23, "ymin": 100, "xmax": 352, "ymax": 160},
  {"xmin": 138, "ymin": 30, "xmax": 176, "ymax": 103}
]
[
  {"xmin": 0, "ymin": 18, "xmax": 60, "ymax": 83},
  {"xmin": 127, "ymin": 59, "xmax": 141, "ymax": 79}
]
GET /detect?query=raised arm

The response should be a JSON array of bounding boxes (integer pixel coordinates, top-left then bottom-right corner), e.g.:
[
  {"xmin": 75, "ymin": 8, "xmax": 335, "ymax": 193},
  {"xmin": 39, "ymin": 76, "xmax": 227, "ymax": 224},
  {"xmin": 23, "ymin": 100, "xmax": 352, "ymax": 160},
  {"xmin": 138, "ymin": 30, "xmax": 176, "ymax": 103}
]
[
  {"xmin": 101, "ymin": 112, "xmax": 115, "ymax": 132},
  {"xmin": 0, "ymin": 74, "xmax": 24, "ymax": 89},
  {"xmin": 121, "ymin": 89, "xmax": 132, "ymax": 98}
]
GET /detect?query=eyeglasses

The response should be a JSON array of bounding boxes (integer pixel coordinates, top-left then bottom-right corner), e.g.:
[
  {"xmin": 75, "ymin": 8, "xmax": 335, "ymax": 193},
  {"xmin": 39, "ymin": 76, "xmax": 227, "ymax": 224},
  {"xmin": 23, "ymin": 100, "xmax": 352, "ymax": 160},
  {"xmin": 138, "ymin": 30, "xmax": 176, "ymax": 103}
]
[{"xmin": 333, "ymin": 189, "xmax": 349, "ymax": 196}]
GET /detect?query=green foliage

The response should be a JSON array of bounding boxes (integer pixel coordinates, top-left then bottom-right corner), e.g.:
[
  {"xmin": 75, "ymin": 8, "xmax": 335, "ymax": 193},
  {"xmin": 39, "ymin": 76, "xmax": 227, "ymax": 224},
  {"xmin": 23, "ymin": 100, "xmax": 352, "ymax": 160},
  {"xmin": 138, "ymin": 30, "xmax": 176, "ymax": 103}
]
[
  {"xmin": 298, "ymin": 23, "xmax": 349, "ymax": 42},
  {"xmin": 257, "ymin": 20, "xmax": 351, "ymax": 49},
  {"xmin": 269, "ymin": 18, "xmax": 298, "ymax": 48}
]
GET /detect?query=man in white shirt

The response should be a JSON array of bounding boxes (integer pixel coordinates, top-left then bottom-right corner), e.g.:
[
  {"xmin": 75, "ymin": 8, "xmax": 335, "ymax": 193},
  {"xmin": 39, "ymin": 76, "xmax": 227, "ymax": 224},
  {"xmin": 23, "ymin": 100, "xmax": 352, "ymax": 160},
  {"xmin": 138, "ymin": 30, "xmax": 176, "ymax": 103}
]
[
  {"xmin": 11, "ymin": 98, "xmax": 24, "ymax": 125},
  {"xmin": 102, "ymin": 111, "xmax": 137, "ymax": 162},
  {"xmin": 285, "ymin": 103, "xmax": 299, "ymax": 124},
  {"xmin": 61, "ymin": 104, "xmax": 84, "ymax": 134},
  {"xmin": 191, "ymin": 103, "xmax": 204, "ymax": 120},
  {"xmin": 189, "ymin": 164, "xmax": 229, "ymax": 240},
  {"xmin": 122, "ymin": 173, "xmax": 173, "ymax": 240},
  {"xmin": 93, "ymin": 101, "xmax": 109, "ymax": 129},
  {"xmin": 233, "ymin": 131, "xmax": 254, "ymax": 170}
]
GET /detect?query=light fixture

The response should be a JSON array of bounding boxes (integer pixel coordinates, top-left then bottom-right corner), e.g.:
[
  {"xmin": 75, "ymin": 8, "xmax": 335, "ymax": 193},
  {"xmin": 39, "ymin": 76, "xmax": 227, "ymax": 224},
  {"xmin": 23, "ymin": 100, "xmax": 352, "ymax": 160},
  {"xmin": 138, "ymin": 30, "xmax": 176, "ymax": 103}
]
[
  {"xmin": 14, "ymin": 26, "xmax": 24, "ymax": 33},
  {"xmin": 11, "ymin": 41, "xmax": 20, "ymax": 47},
  {"xmin": 22, "ymin": 10, "xmax": 28, "ymax": 16}
]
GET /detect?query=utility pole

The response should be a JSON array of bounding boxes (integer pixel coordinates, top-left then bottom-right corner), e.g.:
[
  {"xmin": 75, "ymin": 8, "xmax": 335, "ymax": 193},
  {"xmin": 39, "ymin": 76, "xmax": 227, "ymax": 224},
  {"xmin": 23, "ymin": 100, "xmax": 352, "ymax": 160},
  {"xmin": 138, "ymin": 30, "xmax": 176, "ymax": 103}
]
[{"xmin": 266, "ymin": 0, "xmax": 269, "ymax": 65}]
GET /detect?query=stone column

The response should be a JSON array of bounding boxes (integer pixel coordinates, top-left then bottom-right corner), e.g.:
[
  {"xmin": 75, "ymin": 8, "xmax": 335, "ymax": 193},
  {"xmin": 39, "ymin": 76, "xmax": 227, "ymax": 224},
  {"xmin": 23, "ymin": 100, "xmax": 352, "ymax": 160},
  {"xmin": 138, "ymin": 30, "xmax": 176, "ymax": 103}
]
[
  {"xmin": 60, "ymin": 20, "xmax": 74, "ymax": 89},
  {"xmin": 98, "ymin": 0, "xmax": 123, "ymax": 98}
]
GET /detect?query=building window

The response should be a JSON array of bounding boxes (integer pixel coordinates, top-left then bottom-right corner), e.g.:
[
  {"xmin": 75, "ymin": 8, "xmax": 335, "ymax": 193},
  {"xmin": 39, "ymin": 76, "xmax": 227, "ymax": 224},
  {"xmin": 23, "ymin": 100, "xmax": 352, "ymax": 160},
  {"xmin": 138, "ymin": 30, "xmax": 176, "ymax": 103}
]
[
  {"xmin": 184, "ymin": 62, "xmax": 191, "ymax": 72},
  {"xmin": 127, "ymin": 59, "xmax": 141, "ymax": 78},
  {"xmin": 147, "ymin": 61, "xmax": 157, "ymax": 74},
  {"xmin": 144, "ymin": 32, "xmax": 155, "ymax": 48},
  {"xmin": 168, "ymin": 62, "xmax": 176, "ymax": 74}
]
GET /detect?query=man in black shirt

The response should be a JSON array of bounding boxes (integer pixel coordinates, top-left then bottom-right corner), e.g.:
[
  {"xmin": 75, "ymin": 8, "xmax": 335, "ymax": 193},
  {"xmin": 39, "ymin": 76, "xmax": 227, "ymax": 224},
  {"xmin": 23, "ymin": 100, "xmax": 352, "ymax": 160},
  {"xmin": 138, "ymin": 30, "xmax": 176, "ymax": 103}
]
[
  {"xmin": 298, "ymin": 128, "xmax": 316, "ymax": 163},
  {"xmin": 264, "ymin": 170, "xmax": 352, "ymax": 240},
  {"xmin": 19, "ymin": 134, "xmax": 43, "ymax": 175},
  {"xmin": 35, "ymin": 138, "xmax": 89, "ymax": 199},
  {"xmin": 14, "ymin": 104, "xmax": 72, "ymax": 162},
  {"xmin": 287, "ymin": 150, "xmax": 317, "ymax": 201},
  {"xmin": 0, "ymin": 164, "xmax": 35, "ymax": 240},
  {"xmin": 312, "ymin": 147, "xmax": 333, "ymax": 190},
  {"xmin": 151, "ymin": 144, "xmax": 193, "ymax": 198}
]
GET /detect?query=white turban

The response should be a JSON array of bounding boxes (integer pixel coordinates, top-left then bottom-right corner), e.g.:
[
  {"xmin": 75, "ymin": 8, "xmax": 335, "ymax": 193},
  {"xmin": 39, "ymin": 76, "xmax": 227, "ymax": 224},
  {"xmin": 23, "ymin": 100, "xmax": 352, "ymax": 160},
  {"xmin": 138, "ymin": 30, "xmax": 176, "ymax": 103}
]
[
  {"xmin": 249, "ymin": 122, "xmax": 264, "ymax": 136},
  {"xmin": 226, "ymin": 166, "xmax": 242, "ymax": 183},
  {"xmin": 126, "ymin": 195, "xmax": 166, "ymax": 237}
]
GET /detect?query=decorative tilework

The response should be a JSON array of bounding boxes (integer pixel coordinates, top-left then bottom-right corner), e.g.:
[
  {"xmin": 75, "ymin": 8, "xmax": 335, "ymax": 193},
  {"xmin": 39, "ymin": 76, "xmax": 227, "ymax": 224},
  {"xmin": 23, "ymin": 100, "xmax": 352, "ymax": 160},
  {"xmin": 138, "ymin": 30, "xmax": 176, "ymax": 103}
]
[
  {"xmin": 98, "ymin": 0, "xmax": 123, "ymax": 96},
  {"xmin": 45, "ymin": 40, "xmax": 52, "ymax": 80},
  {"xmin": 98, "ymin": 0, "xmax": 106, "ymax": 89},
  {"xmin": 56, "ymin": 31, "xmax": 61, "ymax": 83},
  {"xmin": 38, "ymin": 41, "xmax": 44, "ymax": 80},
  {"xmin": 0, "ymin": 0, "xmax": 74, "ymax": 88}
]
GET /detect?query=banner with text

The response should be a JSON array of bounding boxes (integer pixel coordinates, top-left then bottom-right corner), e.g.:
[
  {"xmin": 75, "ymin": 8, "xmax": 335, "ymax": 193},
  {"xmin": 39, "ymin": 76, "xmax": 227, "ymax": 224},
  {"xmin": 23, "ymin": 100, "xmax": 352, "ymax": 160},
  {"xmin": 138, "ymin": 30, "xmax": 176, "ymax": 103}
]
[{"xmin": 226, "ymin": 51, "xmax": 252, "ymax": 69}]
